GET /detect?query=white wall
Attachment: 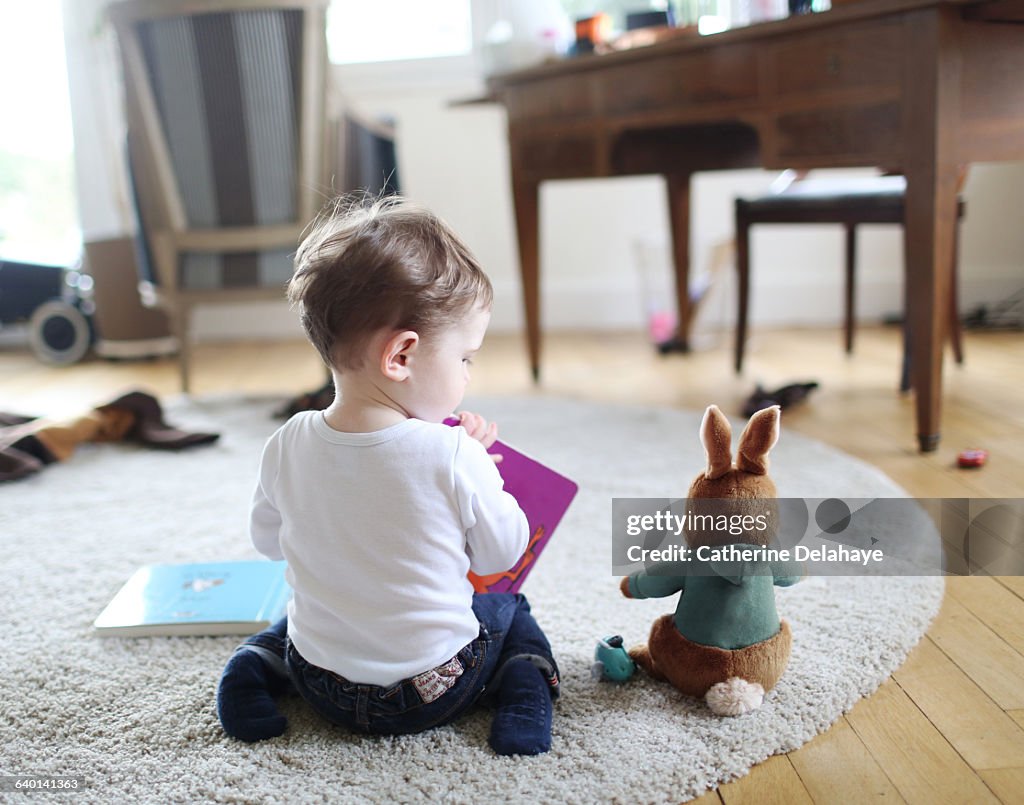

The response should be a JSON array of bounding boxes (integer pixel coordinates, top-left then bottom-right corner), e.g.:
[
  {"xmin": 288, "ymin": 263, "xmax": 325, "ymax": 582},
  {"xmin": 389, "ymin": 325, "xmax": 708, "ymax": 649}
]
[{"xmin": 62, "ymin": 3, "xmax": 1024, "ymax": 342}]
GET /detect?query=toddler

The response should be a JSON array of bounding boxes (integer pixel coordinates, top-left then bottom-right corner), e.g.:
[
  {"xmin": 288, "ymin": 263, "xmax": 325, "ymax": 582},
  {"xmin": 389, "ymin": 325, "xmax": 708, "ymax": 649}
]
[{"xmin": 216, "ymin": 197, "xmax": 559, "ymax": 755}]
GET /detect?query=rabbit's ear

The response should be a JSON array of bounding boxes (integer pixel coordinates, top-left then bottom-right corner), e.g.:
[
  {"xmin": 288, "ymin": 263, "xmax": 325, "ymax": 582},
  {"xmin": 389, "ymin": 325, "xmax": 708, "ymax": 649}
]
[
  {"xmin": 736, "ymin": 406, "xmax": 780, "ymax": 475},
  {"xmin": 700, "ymin": 405, "xmax": 733, "ymax": 480}
]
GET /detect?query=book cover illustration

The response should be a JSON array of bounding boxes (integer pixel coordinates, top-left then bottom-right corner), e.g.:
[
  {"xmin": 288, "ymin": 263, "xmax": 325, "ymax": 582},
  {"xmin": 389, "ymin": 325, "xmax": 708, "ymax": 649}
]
[
  {"xmin": 93, "ymin": 560, "xmax": 290, "ymax": 637},
  {"xmin": 445, "ymin": 418, "xmax": 579, "ymax": 594}
]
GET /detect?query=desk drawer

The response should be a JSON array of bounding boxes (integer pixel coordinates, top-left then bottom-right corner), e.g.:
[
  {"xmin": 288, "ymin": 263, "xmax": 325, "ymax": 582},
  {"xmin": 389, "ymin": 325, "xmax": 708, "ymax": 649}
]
[
  {"xmin": 602, "ymin": 47, "xmax": 759, "ymax": 115},
  {"xmin": 504, "ymin": 76, "xmax": 599, "ymax": 121},
  {"xmin": 774, "ymin": 101, "xmax": 901, "ymax": 165},
  {"xmin": 512, "ymin": 132, "xmax": 602, "ymax": 179},
  {"xmin": 770, "ymin": 18, "xmax": 903, "ymax": 98}
]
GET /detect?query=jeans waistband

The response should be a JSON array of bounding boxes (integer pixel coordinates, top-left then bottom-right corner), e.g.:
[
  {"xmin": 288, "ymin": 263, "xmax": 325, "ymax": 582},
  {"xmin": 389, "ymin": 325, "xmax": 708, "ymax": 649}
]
[{"xmin": 293, "ymin": 635, "xmax": 478, "ymax": 693}]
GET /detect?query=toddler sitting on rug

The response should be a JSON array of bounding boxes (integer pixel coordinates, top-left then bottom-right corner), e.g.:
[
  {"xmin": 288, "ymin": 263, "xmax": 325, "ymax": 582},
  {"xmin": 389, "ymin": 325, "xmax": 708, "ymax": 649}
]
[{"xmin": 216, "ymin": 196, "xmax": 559, "ymax": 755}]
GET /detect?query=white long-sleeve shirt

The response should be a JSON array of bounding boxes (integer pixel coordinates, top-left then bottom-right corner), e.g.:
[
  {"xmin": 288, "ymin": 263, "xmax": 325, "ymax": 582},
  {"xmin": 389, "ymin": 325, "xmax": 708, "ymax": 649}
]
[{"xmin": 250, "ymin": 411, "xmax": 528, "ymax": 687}]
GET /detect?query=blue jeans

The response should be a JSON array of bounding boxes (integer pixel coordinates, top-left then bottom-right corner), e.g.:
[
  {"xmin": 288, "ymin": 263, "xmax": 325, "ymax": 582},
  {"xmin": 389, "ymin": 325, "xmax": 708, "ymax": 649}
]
[{"xmin": 242, "ymin": 592, "xmax": 558, "ymax": 736}]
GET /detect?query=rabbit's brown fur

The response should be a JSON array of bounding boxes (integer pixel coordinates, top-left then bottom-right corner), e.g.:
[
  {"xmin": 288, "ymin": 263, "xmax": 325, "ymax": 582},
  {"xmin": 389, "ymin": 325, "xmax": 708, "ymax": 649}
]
[{"xmin": 631, "ymin": 615, "xmax": 792, "ymax": 698}]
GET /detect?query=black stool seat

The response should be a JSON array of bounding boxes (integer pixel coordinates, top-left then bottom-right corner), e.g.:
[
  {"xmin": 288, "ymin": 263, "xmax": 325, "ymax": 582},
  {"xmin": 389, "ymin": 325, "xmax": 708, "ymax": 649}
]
[
  {"xmin": 734, "ymin": 175, "xmax": 964, "ymax": 390},
  {"xmin": 738, "ymin": 177, "xmax": 907, "ymax": 221}
]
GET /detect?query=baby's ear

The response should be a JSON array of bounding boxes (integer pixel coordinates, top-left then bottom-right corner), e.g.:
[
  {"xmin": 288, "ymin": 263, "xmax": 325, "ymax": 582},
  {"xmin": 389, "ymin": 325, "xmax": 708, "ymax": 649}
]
[
  {"xmin": 736, "ymin": 406, "xmax": 780, "ymax": 475},
  {"xmin": 380, "ymin": 330, "xmax": 419, "ymax": 381},
  {"xmin": 700, "ymin": 405, "xmax": 733, "ymax": 480}
]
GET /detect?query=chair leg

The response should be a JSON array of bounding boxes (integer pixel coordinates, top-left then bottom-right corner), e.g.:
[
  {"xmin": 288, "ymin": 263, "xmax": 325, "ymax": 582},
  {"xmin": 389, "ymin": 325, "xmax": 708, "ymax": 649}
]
[
  {"xmin": 844, "ymin": 223, "xmax": 856, "ymax": 354},
  {"xmin": 900, "ymin": 320, "xmax": 912, "ymax": 393},
  {"xmin": 949, "ymin": 217, "xmax": 964, "ymax": 365},
  {"xmin": 177, "ymin": 306, "xmax": 192, "ymax": 394},
  {"xmin": 735, "ymin": 210, "xmax": 750, "ymax": 374}
]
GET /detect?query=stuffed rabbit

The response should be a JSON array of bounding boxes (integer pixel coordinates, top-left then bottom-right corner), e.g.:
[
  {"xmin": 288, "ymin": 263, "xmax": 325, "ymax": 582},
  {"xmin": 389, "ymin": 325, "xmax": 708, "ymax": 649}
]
[{"xmin": 620, "ymin": 404, "xmax": 802, "ymax": 716}]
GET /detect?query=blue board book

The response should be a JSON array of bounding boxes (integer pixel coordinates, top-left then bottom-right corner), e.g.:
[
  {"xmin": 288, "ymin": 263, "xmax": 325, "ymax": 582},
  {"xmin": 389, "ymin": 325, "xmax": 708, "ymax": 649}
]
[{"xmin": 93, "ymin": 560, "xmax": 290, "ymax": 637}]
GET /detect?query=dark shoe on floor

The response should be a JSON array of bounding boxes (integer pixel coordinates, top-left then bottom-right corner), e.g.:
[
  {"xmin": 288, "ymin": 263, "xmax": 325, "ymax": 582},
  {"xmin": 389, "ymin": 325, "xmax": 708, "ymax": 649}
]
[
  {"xmin": 8, "ymin": 434, "xmax": 57, "ymax": 465},
  {"xmin": 0, "ymin": 412, "xmax": 35, "ymax": 427},
  {"xmin": 742, "ymin": 381, "xmax": 819, "ymax": 418},
  {"xmin": 98, "ymin": 391, "xmax": 220, "ymax": 450},
  {"xmin": 0, "ymin": 446, "xmax": 43, "ymax": 482}
]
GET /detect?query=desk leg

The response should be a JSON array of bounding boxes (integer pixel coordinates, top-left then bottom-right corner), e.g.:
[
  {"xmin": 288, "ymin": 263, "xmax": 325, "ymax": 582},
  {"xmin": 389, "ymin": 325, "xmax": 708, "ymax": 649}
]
[
  {"xmin": 904, "ymin": 172, "xmax": 959, "ymax": 452},
  {"xmin": 665, "ymin": 173, "xmax": 693, "ymax": 352},
  {"xmin": 512, "ymin": 177, "xmax": 541, "ymax": 381},
  {"xmin": 903, "ymin": 8, "xmax": 960, "ymax": 452}
]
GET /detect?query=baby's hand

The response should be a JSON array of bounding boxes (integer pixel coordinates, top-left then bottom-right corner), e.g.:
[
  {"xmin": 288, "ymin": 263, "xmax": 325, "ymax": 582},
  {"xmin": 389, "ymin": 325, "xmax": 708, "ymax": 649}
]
[{"xmin": 457, "ymin": 411, "xmax": 502, "ymax": 463}]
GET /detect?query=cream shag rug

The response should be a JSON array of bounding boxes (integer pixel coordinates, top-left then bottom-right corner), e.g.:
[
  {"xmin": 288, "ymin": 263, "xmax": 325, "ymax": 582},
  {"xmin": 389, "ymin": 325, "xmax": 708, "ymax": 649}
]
[{"xmin": 1, "ymin": 395, "xmax": 943, "ymax": 804}]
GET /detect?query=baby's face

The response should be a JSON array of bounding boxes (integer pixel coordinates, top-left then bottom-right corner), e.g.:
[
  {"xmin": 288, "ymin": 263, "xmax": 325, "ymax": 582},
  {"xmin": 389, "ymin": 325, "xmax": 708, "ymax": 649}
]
[{"xmin": 405, "ymin": 304, "xmax": 491, "ymax": 422}]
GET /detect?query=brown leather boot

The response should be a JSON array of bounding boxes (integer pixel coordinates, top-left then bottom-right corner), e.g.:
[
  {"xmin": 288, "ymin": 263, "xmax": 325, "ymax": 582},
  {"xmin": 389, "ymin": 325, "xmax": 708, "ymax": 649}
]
[{"xmin": 96, "ymin": 391, "xmax": 220, "ymax": 450}]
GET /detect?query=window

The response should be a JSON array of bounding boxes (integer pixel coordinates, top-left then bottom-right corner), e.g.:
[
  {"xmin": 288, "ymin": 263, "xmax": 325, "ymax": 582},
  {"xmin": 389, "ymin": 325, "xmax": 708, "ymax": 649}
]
[
  {"xmin": 326, "ymin": 0, "xmax": 473, "ymax": 64},
  {"xmin": 0, "ymin": 0, "xmax": 79, "ymax": 264}
]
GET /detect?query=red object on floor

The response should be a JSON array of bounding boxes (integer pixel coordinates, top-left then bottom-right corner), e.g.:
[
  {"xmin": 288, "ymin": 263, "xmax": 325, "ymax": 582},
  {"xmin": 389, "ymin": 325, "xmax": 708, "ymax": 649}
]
[{"xmin": 957, "ymin": 448, "xmax": 988, "ymax": 468}]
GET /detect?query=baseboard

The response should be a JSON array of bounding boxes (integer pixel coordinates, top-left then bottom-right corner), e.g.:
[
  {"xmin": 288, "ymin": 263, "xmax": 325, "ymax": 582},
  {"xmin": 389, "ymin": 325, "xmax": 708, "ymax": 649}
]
[{"xmin": 94, "ymin": 336, "xmax": 179, "ymax": 359}]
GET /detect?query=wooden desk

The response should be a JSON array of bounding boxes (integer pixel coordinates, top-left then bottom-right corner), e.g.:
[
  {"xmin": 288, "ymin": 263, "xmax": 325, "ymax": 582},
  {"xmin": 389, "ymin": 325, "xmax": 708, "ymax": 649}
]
[{"xmin": 486, "ymin": 0, "xmax": 1024, "ymax": 452}]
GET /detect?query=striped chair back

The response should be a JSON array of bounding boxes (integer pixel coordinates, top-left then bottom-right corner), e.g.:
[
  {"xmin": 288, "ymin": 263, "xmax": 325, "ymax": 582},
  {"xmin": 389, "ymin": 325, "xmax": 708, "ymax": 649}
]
[
  {"xmin": 110, "ymin": 0, "xmax": 328, "ymax": 390},
  {"xmin": 135, "ymin": 9, "xmax": 302, "ymax": 290}
]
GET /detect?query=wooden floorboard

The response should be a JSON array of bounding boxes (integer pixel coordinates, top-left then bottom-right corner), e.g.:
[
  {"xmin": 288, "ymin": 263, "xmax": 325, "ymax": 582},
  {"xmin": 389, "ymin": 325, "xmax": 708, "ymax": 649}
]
[
  {"xmin": 892, "ymin": 637, "xmax": 1024, "ymax": 771},
  {"xmin": 945, "ymin": 577, "xmax": 1024, "ymax": 657},
  {"xmin": 2, "ymin": 325, "xmax": 1023, "ymax": 803},
  {"xmin": 845, "ymin": 680, "xmax": 999, "ymax": 804},
  {"xmin": 927, "ymin": 595, "xmax": 1024, "ymax": 711},
  {"xmin": 787, "ymin": 717, "xmax": 903, "ymax": 803},
  {"xmin": 718, "ymin": 755, "xmax": 813, "ymax": 805},
  {"xmin": 978, "ymin": 768, "xmax": 1024, "ymax": 805},
  {"xmin": 995, "ymin": 575, "xmax": 1024, "ymax": 603},
  {"xmin": 690, "ymin": 788, "xmax": 726, "ymax": 805}
]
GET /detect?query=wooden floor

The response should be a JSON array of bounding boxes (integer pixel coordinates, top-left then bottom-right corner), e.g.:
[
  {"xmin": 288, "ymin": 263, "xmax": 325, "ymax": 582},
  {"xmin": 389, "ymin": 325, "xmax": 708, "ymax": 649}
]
[{"xmin": 2, "ymin": 325, "xmax": 1023, "ymax": 804}]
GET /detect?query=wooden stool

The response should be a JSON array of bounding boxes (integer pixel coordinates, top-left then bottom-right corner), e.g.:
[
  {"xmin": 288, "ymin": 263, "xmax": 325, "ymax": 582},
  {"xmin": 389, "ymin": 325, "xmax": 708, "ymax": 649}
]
[{"xmin": 734, "ymin": 176, "xmax": 965, "ymax": 390}]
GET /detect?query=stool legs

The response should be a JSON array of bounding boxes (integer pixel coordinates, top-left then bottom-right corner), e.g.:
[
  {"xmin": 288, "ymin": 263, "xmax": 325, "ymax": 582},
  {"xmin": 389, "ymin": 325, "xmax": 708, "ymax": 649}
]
[
  {"xmin": 736, "ymin": 218, "xmax": 864, "ymax": 370},
  {"xmin": 735, "ymin": 210, "xmax": 751, "ymax": 374},
  {"xmin": 900, "ymin": 322, "xmax": 912, "ymax": 393},
  {"xmin": 844, "ymin": 223, "xmax": 857, "ymax": 354},
  {"xmin": 732, "ymin": 188, "xmax": 964, "ymax": 387}
]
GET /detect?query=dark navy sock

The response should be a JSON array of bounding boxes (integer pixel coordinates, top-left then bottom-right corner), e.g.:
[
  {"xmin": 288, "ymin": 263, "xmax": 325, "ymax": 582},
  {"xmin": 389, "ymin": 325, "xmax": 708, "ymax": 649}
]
[
  {"xmin": 216, "ymin": 647, "xmax": 288, "ymax": 742},
  {"xmin": 488, "ymin": 659, "xmax": 553, "ymax": 756}
]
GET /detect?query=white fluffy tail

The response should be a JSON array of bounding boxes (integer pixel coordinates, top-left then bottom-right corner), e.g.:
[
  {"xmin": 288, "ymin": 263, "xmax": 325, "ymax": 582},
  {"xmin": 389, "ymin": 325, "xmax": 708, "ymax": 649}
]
[{"xmin": 705, "ymin": 677, "xmax": 765, "ymax": 716}]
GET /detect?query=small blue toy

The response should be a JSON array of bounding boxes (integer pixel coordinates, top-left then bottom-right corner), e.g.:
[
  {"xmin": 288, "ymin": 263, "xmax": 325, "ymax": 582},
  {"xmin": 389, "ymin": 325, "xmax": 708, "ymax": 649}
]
[{"xmin": 591, "ymin": 635, "xmax": 636, "ymax": 682}]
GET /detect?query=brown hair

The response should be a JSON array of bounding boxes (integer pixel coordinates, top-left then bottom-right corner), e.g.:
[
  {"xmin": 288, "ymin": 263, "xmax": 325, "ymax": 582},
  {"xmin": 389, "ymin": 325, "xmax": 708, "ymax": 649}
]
[{"xmin": 289, "ymin": 195, "xmax": 493, "ymax": 370}]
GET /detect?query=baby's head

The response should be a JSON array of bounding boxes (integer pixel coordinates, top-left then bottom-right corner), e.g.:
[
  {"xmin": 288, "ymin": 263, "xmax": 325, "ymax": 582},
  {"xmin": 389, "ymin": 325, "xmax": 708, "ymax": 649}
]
[
  {"xmin": 289, "ymin": 196, "xmax": 493, "ymax": 419},
  {"xmin": 290, "ymin": 195, "xmax": 492, "ymax": 369}
]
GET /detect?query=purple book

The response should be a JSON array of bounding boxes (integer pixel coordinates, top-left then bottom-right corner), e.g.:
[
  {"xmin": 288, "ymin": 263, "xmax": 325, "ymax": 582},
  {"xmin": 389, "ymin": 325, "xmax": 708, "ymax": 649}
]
[{"xmin": 445, "ymin": 417, "xmax": 578, "ymax": 593}]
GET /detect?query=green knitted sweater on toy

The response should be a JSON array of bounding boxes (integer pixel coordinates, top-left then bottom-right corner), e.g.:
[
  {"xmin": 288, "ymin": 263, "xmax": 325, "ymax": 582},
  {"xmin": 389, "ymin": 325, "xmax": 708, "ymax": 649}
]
[{"xmin": 626, "ymin": 544, "xmax": 803, "ymax": 650}]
